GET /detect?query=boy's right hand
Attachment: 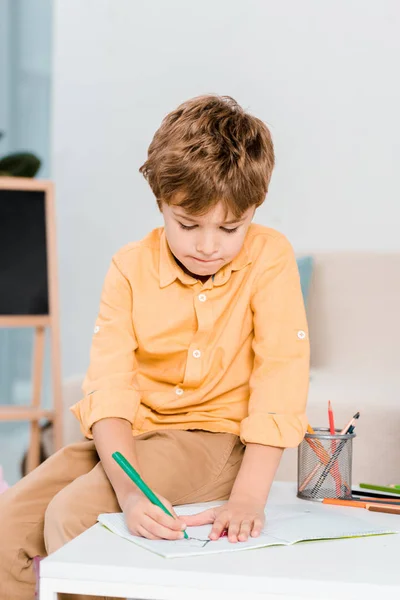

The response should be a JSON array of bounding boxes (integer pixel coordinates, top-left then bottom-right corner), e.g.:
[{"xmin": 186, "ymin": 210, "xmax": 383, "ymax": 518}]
[{"xmin": 121, "ymin": 491, "xmax": 187, "ymax": 540}]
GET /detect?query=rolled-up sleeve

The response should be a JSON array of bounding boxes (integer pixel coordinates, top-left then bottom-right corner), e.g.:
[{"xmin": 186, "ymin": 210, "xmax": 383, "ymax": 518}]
[
  {"xmin": 240, "ymin": 235, "xmax": 310, "ymax": 448},
  {"xmin": 70, "ymin": 257, "xmax": 141, "ymax": 438}
]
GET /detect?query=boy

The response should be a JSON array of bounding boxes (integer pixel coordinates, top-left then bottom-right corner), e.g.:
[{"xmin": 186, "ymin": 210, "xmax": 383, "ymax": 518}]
[{"xmin": 0, "ymin": 95, "xmax": 309, "ymax": 600}]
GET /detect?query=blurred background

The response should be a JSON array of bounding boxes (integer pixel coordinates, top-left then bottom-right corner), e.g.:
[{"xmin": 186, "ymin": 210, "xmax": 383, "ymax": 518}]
[
  {"xmin": 0, "ymin": 0, "xmax": 52, "ymax": 484},
  {"xmin": 0, "ymin": 0, "xmax": 399, "ymax": 486}
]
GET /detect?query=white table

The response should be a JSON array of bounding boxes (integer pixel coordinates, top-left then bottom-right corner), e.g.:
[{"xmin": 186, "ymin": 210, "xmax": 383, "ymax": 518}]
[{"xmin": 39, "ymin": 482, "xmax": 400, "ymax": 600}]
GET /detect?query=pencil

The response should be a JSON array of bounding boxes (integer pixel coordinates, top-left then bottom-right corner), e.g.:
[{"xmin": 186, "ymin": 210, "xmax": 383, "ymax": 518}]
[
  {"xmin": 352, "ymin": 495, "xmax": 400, "ymax": 505},
  {"xmin": 299, "ymin": 463, "xmax": 322, "ymax": 492},
  {"xmin": 368, "ymin": 505, "xmax": 400, "ymax": 515},
  {"xmin": 328, "ymin": 401, "xmax": 340, "ymax": 496},
  {"xmin": 359, "ymin": 483, "xmax": 400, "ymax": 496},
  {"xmin": 352, "ymin": 489, "xmax": 400, "ymax": 500},
  {"xmin": 112, "ymin": 451, "xmax": 189, "ymax": 539},
  {"xmin": 323, "ymin": 498, "xmax": 400, "ymax": 514},
  {"xmin": 328, "ymin": 401, "xmax": 335, "ymax": 436},
  {"xmin": 306, "ymin": 425, "xmax": 331, "ymax": 463},
  {"xmin": 340, "ymin": 411, "xmax": 360, "ymax": 435}
]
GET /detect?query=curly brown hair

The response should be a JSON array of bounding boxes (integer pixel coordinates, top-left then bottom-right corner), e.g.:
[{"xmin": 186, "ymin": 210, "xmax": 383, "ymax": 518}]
[{"xmin": 139, "ymin": 95, "xmax": 275, "ymax": 218}]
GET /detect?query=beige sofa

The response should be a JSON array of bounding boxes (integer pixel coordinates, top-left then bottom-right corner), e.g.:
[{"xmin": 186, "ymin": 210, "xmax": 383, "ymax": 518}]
[{"xmin": 62, "ymin": 253, "xmax": 400, "ymax": 486}]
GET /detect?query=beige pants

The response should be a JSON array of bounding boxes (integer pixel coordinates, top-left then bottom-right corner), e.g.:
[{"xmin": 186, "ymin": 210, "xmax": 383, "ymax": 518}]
[{"xmin": 0, "ymin": 429, "xmax": 244, "ymax": 600}]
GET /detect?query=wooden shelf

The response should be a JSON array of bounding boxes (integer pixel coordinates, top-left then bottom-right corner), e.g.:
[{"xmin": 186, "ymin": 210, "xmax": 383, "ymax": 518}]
[
  {"xmin": 0, "ymin": 406, "xmax": 54, "ymax": 421},
  {"xmin": 0, "ymin": 177, "xmax": 53, "ymax": 192},
  {"xmin": 0, "ymin": 316, "xmax": 50, "ymax": 328}
]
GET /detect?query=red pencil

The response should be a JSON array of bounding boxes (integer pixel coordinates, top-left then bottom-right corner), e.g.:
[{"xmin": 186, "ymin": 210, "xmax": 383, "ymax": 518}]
[{"xmin": 328, "ymin": 401, "xmax": 335, "ymax": 435}]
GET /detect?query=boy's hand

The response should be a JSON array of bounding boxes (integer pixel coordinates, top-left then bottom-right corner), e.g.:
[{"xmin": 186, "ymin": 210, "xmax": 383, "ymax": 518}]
[
  {"xmin": 181, "ymin": 496, "xmax": 265, "ymax": 543},
  {"xmin": 121, "ymin": 491, "xmax": 187, "ymax": 540}
]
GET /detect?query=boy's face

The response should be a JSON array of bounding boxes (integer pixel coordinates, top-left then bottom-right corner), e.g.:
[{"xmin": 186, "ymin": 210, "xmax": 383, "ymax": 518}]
[{"xmin": 161, "ymin": 200, "xmax": 255, "ymax": 277}]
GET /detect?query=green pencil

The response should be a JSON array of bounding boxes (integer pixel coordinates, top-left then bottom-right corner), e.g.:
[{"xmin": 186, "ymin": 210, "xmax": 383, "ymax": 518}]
[
  {"xmin": 359, "ymin": 483, "xmax": 400, "ymax": 496},
  {"xmin": 112, "ymin": 451, "xmax": 188, "ymax": 539}
]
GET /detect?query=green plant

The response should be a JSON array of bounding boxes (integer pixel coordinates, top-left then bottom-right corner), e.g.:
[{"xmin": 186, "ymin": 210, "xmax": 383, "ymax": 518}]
[{"xmin": 0, "ymin": 131, "xmax": 41, "ymax": 177}]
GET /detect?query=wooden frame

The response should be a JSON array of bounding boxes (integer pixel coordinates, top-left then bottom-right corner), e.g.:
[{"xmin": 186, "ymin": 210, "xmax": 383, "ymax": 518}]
[{"xmin": 0, "ymin": 177, "xmax": 63, "ymax": 472}]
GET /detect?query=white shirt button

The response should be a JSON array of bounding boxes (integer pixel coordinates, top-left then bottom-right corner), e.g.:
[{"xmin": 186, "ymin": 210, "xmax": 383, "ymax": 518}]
[
  {"xmin": 192, "ymin": 349, "xmax": 201, "ymax": 359},
  {"xmin": 297, "ymin": 330, "xmax": 306, "ymax": 340},
  {"xmin": 175, "ymin": 387, "xmax": 184, "ymax": 396},
  {"xmin": 198, "ymin": 293, "xmax": 207, "ymax": 302},
  {"xmin": 94, "ymin": 325, "xmax": 100, "ymax": 334}
]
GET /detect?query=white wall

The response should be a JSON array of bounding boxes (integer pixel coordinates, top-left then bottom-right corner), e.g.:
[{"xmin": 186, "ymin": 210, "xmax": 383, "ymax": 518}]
[
  {"xmin": 0, "ymin": 0, "xmax": 10, "ymax": 154},
  {"xmin": 1, "ymin": 0, "xmax": 52, "ymax": 173},
  {"xmin": 52, "ymin": 0, "xmax": 400, "ymax": 379}
]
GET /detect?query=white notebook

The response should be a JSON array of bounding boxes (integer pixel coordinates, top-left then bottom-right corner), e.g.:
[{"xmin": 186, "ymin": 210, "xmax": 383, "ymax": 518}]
[{"xmin": 98, "ymin": 502, "xmax": 397, "ymax": 558}]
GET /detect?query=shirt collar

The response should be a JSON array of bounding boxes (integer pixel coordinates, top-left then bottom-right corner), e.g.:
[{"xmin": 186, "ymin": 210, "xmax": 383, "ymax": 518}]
[
  {"xmin": 212, "ymin": 243, "xmax": 251, "ymax": 287},
  {"xmin": 159, "ymin": 231, "xmax": 197, "ymax": 288},
  {"xmin": 159, "ymin": 229, "xmax": 252, "ymax": 289}
]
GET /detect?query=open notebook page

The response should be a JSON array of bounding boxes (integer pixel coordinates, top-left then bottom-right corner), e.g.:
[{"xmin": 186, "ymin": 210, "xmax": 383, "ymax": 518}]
[{"xmin": 98, "ymin": 502, "xmax": 397, "ymax": 558}]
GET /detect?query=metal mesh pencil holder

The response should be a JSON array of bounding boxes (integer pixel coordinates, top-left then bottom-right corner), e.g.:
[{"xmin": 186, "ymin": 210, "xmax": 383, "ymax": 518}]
[{"xmin": 297, "ymin": 427, "xmax": 356, "ymax": 501}]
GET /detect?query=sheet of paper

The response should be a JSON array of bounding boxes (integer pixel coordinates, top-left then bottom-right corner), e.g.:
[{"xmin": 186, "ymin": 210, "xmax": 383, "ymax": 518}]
[{"xmin": 98, "ymin": 502, "xmax": 398, "ymax": 558}]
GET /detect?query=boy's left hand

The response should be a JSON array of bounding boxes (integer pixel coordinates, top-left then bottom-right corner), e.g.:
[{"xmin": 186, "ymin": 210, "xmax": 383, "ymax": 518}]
[{"xmin": 181, "ymin": 497, "xmax": 265, "ymax": 543}]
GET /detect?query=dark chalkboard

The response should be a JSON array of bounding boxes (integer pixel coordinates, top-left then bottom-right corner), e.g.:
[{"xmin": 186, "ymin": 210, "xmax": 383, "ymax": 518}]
[
  {"xmin": 0, "ymin": 188, "xmax": 49, "ymax": 315},
  {"xmin": 0, "ymin": 179, "xmax": 63, "ymax": 470}
]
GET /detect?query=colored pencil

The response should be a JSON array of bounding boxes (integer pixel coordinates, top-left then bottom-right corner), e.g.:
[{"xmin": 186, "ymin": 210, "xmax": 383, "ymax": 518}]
[
  {"xmin": 352, "ymin": 489, "xmax": 400, "ymax": 500},
  {"xmin": 340, "ymin": 412, "xmax": 360, "ymax": 435},
  {"xmin": 360, "ymin": 483, "xmax": 400, "ymax": 496},
  {"xmin": 306, "ymin": 425, "xmax": 331, "ymax": 463},
  {"xmin": 304, "ymin": 425, "xmax": 344, "ymax": 493},
  {"xmin": 351, "ymin": 495, "xmax": 400, "ymax": 505},
  {"xmin": 323, "ymin": 498, "xmax": 400, "ymax": 514},
  {"xmin": 328, "ymin": 401, "xmax": 341, "ymax": 495},
  {"xmin": 368, "ymin": 505, "xmax": 400, "ymax": 515},
  {"xmin": 328, "ymin": 401, "xmax": 335, "ymax": 436}
]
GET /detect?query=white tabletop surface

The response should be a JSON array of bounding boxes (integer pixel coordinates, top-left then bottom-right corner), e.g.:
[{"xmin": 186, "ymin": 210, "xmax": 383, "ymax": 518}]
[{"xmin": 40, "ymin": 482, "xmax": 400, "ymax": 600}]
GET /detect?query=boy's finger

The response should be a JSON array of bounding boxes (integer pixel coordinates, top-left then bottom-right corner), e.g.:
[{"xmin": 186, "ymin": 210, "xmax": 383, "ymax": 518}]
[
  {"xmin": 137, "ymin": 525, "xmax": 158, "ymax": 540},
  {"xmin": 209, "ymin": 516, "xmax": 228, "ymax": 540},
  {"xmin": 147, "ymin": 505, "xmax": 186, "ymax": 531},
  {"xmin": 227, "ymin": 520, "xmax": 241, "ymax": 543},
  {"xmin": 238, "ymin": 520, "xmax": 252, "ymax": 542},
  {"xmin": 181, "ymin": 508, "xmax": 216, "ymax": 527},
  {"xmin": 143, "ymin": 515, "xmax": 185, "ymax": 540},
  {"xmin": 251, "ymin": 517, "xmax": 264, "ymax": 537},
  {"xmin": 160, "ymin": 497, "xmax": 179, "ymax": 519}
]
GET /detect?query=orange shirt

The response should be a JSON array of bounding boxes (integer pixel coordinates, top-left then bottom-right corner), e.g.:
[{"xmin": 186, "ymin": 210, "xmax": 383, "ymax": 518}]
[{"xmin": 71, "ymin": 224, "xmax": 310, "ymax": 448}]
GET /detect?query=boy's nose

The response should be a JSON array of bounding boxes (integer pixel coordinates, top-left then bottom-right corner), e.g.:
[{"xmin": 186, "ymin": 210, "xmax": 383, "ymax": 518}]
[{"xmin": 195, "ymin": 234, "xmax": 219, "ymax": 257}]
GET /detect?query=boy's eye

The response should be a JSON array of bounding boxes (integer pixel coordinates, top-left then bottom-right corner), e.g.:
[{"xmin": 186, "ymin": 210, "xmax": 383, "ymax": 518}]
[
  {"xmin": 179, "ymin": 222, "xmax": 197, "ymax": 231},
  {"xmin": 178, "ymin": 222, "xmax": 239, "ymax": 233}
]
